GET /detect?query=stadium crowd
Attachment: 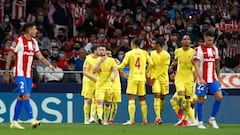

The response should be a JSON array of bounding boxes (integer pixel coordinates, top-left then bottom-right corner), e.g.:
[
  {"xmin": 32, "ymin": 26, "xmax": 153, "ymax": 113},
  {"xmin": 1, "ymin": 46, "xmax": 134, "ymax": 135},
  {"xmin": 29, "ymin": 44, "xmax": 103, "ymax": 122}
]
[{"xmin": 0, "ymin": 0, "xmax": 240, "ymax": 83}]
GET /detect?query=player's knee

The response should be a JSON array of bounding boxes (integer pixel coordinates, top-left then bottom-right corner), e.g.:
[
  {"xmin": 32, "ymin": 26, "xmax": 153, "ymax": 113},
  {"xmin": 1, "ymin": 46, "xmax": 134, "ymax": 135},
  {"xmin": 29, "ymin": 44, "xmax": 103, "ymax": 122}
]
[
  {"xmin": 177, "ymin": 91, "xmax": 185, "ymax": 96},
  {"xmin": 160, "ymin": 94, "xmax": 165, "ymax": 100},
  {"xmin": 197, "ymin": 97, "xmax": 205, "ymax": 103},
  {"xmin": 85, "ymin": 99, "xmax": 92, "ymax": 104},
  {"xmin": 185, "ymin": 95, "xmax": 191, "ymax": 99},
  {"xmin": 105, "ymin": 102, "xmax": 110, "ymax": 107},
  {"xmin": 154, "ymin": 93, "xmax": 161, "ymax": 98},
  {"xmin": 22, "ymin": 94, "xmax": 30, "ymax": 100},
  {"xmin": 96, "ymin": 100, "xmax": 103, "ymax": 105},
  {"xmin": 139, "ymin": 96, "xmax": 145, "ymax": 101}
]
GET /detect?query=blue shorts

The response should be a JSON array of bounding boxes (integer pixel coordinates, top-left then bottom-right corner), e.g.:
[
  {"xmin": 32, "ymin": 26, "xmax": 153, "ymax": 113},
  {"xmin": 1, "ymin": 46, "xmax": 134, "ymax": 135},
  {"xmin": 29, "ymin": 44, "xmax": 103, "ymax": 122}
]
[
  {"xmin": 15, "ymin": 76, "xmax": 32, "ymax": 96},
  {"xmin": 195, "ymin": 81, "xmax": 221, "ymax": 97}
]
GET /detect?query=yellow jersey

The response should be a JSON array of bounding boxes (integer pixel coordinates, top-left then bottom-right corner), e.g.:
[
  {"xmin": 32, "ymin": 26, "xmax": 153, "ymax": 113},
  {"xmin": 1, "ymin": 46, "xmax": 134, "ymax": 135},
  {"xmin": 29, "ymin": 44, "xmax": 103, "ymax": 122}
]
[
  {"xmin": 96, "ymin": 57, "xmax": 116, "ymax": 89},
  {"xmin": 150, "ymin": 50, "xmax": 170, "ymax": 82},
  {"xmin": 82, "ymin": 54, "xmax": 98, "ymax": 85},
  {"xmin": 118, "ymin": 48, "xmax": 152, "ymax": 81},
  {"xmin": 174, "ymin": 47, "xmax": 195, "ymax": 82}
]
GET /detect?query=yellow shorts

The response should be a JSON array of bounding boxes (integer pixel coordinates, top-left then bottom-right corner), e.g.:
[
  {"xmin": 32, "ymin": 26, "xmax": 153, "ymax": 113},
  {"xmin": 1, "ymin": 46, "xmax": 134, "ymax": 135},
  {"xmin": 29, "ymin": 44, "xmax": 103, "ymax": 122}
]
[
  {"xmin": 112, "ymin": 89, "xmax": 121, "ymax": 102},
  {"xmin": 152, "ymin": 79, "xmax": 169, "ymax": 95},
  {"xmin": 175, "ymin": 81, "xmax": 195, "ymax": 96},
  {"xmin": 95, "ymin": 87, "xmax": 112, "ymax": 102},
  {"xmin": 126, "ymin": 81, "xmax": 146, "ymax": 96}
]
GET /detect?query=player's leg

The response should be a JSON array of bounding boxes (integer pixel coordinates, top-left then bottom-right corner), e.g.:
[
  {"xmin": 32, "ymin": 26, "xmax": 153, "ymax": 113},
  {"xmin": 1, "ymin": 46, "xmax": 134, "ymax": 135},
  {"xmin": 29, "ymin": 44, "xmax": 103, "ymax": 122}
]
[
  {"xmin": 187, "ymin": 95, "xmax": 197, "ymax": 126},
  {"xmin": 138, "ymin": 81, "xmax": 147, "ymax": 125},
  {"xmin": 103, "ymin": 89, "xmax": 112, "ymax": 125},
  {"xmin": 83, "ymin": 98, "xmax": 91, "ymax": 124},
  {"xmin": 123, "ymin": 81, "xmax": 137, "ymax": 125},
  {"xmin": 170, "ymin": 93, "xmax": 183, "ymax": 126},
  {"xmin": 208, "ymin": 81, "xmax": 222, "ymax": 129},
  {"xmin": 152, "ymin": 79, "xmax": 161, "ymax": 124},
  {"xmin": 182, "ymin": 82, "xmax": 195, "ymax": 127},
  {"xmin": 84, "ymin": 86, "xmax": 95, "ymax": 124},
  {"xmin": 95, "ymin": 89, "xmax": 105, "ymax": 125},
  {"xmin": 159, "ymin": 82, "xmax": 169, "ymax": 121},
  {"xmin": 109, "ymin": 89, "xmax": 121, "ymax": 124},
  {"xmin": 195, "ymin": 83, "xmax": 207, "ymax": 129},
  {"xmin": 103, "ymin": 102, "xmax": 111, "ymax": 125},
  {"xmin": 89, "ymin": 97, "xmax": 97, "ymax": 123},
  {"xmin": 174, "ymin": 81, "xmax": 185, "ymax": 120}
]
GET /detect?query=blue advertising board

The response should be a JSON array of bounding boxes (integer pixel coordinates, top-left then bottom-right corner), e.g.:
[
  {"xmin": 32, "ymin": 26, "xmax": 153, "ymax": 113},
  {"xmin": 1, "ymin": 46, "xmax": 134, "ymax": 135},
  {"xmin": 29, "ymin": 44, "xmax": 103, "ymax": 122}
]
[{"xmin": 0, "ymin": 93, "xmax": 240, "ymax": 124}]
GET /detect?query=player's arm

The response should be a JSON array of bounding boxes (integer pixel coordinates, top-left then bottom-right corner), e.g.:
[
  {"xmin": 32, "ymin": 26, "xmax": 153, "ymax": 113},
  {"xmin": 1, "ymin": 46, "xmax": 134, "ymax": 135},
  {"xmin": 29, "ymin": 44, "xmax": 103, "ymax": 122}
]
[
  {"xmin": 146, "ymin": 53, "xmax": 153, "ymax": 74},
  {"xmin": 35, "ymin": 51, "xmax": 55, "ymax": 70},
  {"xmin": 3, "ymin": 51, "xmax": 14, "ymax": 83},
  {"xmin": 110, "ymin": 65, "xmax": 118, "ymax": 82},
  {"xmin": 169, "ymin": 49, "xmax": 178, "ymax": 71},
  {"xmin": 93, "ymin": 55, "xmax": 107, "ymax": 74},
  {"xmin": 119, "ymin": 70, "xmax": 128, "ymax": 80},
  {"xmin": 169, "ymin": 58, "xmax": 177, "ymax": 71},
  {"xmin": 192, "ymin": 60, "xmax": 205, "ymax": 85},
  {"xmin": 118, "ymin": 53, "xmax": 129, "ymax": 70},
  {"xmin": 215, "ymin": 58, "xmax": 221, "ymax": 80},
  {"xmin": 83, "ymin": 66, "xmax": 97, "ymax": 82}
]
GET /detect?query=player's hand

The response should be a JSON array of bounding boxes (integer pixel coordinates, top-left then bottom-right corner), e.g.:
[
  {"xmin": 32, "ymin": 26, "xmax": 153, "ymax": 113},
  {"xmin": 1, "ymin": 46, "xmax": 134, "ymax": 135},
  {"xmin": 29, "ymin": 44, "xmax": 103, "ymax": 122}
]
[
  {"xmin": 199, "ymin": 78, "xmax": 206, "ymax": 86},
  {"xmin": 110, "ymin": 77, "xmax": 115, "ymax": 82},
  {"xmin": 3, "ymin": 72, "xmax": 10, "ymax": 83},
  {"xmin": 147, "ymin": 78, "xmax": 155, "ymax": 86},
  {"xmin": 49, "ymin": 64, "xmax": 55, "ymax": 71},
  {"xmin": 93, "ymin": 77, "xmax": 97, "ymax": 82},
  {"xmin": 100, "ymin": 55, "xmax": 108, "ymax": 62}
]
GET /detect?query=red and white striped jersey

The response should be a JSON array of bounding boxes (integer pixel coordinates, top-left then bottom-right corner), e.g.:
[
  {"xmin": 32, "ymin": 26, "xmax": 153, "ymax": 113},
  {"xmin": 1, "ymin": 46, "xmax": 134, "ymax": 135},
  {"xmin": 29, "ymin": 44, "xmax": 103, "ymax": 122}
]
[
  {"xmin": 0, "ymin": 0, "xmax": 4, "ymax": 23},
  {"xmin": 10, "ymin": 35, "xmax": 40, "ymax": 78},
  {"xmin": 193, "ymin": 44, "xmax": 219, "ymax": 83},
  {"xmin": 226, "ymin": 39, "xmax": 240, "ymax": 58},
  {"xmin": 12, "ymin": 0, "xmax": 26, "ymax": 20},
  {"xmin": 67, "ymin": 2, "xmax": 86, "ymax": 24},
  {"xmin": 26, "ymin": 13, "xmax": 36, "ymax": 23}
]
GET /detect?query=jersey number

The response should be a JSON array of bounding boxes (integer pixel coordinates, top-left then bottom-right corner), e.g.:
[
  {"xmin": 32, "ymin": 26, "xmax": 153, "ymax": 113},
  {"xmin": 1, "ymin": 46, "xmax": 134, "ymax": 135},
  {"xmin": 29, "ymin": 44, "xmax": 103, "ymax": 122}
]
[{"xmin": 135, "ymin": 57, "xmax": 140, "ymax": 69}]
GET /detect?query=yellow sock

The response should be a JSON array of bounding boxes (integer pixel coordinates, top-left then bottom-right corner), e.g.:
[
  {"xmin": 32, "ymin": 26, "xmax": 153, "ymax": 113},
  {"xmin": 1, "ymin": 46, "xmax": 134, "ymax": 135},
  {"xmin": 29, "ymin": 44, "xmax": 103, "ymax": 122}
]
[
  {"xmin": 128, "ymin": 100, "xmax": 135, "ymax": 122},
  {"xmin": 84, "ymin": 100, "xmax": 90, "ymax": 121},
  {"xmin": 159, "ymin": 99, "xmax": 165, "ymax": 116},
  {"xmin": 104, "ymin": 104, "xmax": 110, "ymax": 122},
  {"xmin": 109, "ymin": 102, "xmax": 118, "ymax": 121},
  {"xmin": 96, "ymin": 103, "xmax": 103, "ymax": 120},
  {"xmin": 90, "ymin": 98, "xmax": 97, "ymax": 117},
  {"xmin": 183, "ymin": 99, "xmax": 191, "ymax": 120},
  {"xmin": 154, "ymin": 98, "xmax": 160, "ymax": 119},
  {"xmin": 188, "ymin": 104, "xmax": 195, "ymax": 121},
  {"xmin": 140, "ymin": 100, "xmax": 147, "ymax": 122},
  {"xmin": 170, "ymin": 99, "xmax": 180, "ymax": 115}
]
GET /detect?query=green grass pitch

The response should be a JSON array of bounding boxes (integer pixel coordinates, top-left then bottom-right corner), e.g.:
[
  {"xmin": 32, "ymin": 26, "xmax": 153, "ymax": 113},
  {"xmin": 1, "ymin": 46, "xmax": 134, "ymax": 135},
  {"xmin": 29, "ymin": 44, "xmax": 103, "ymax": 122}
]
[{"xmin": 1, "ymin": 123, "xmax": 240, "ymax": 135}]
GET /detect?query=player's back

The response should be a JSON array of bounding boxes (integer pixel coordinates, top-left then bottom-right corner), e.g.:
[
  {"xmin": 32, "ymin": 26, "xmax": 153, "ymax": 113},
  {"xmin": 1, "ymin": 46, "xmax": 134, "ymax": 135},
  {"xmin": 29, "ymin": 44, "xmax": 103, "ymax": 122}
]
[
  {"xmin": 125, "ymin": 48, "xmax": 149, "ymax": 81},
  {"xmin": 175, "ymin": 47, "xmax": 195, "ymax": 81}
]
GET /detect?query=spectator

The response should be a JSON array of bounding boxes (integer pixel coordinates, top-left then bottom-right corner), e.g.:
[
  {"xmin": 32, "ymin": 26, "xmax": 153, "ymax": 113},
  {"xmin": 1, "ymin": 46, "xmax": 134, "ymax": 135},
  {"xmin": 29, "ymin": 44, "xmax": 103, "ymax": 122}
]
[
  {"xmin": 58, "ymin": 48, "xmax": 68, "ymax": 70},
  {"xmin": 50, "ymin": 46, "xmax": 59, "ymax": 60},
  {"xmin": 44, "ymin": 58, "xmax": 64, "ymax": 83},
  {"xmin": 32, "ymin": 58, "xmax": 44, "ymax": 82},
  {"xmin": 62, "ymin": 58, "xmax": 78, "ymax": 83},
  {"xmin": 48, "ymin": 0, "xmax": 73, "ymax": 37},
  {"xmin": 35, "ymin": 28, "xmax": 51, "ymax": 50}
]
